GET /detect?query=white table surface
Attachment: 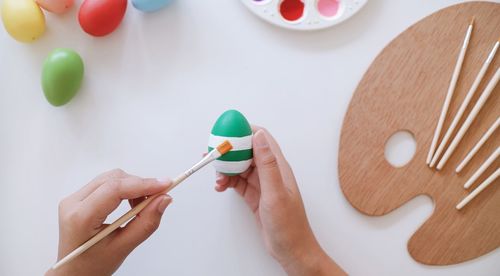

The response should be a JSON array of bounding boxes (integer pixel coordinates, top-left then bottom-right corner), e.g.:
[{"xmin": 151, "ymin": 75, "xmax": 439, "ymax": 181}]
[{"xmin": 1, "ymin": 0, "xmax": 499, "ymax": 275}]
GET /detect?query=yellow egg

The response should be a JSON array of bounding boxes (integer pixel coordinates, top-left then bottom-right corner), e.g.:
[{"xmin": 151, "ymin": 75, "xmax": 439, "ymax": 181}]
[{"xmin": 1, "ymin": 0, "xmax": 46, "ymax": 43}]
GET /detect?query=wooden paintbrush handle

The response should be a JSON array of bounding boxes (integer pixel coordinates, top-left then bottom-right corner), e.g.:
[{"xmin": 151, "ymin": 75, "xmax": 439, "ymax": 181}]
[
  {"xmin": 52, "ymin": 146, "xmax": 225, "ymax": 270},
  {"xmin": 52, "ymin": 184, "xmax": 176, "ymax": 269}
]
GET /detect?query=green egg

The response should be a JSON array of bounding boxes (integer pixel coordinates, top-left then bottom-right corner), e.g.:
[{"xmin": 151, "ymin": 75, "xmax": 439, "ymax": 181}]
[
  {"xmin": 208, "ymin": 110, "xmax": 253, "ymax": 176},
  {"xmin": 42, "ymin": 48, "xmax": 84, "ymax": 106}
]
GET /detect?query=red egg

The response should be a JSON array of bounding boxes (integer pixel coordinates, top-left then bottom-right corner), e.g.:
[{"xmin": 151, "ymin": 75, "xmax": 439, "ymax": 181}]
[{"xmin": 78, "ymin": 0, "xmax": 127, "ymax": 37}]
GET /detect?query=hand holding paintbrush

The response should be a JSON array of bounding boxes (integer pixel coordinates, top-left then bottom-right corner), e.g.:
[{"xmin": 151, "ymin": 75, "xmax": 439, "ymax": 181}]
[{"xmin": 49, "ymin": 140, "xmax": 233, "ymax": 272}]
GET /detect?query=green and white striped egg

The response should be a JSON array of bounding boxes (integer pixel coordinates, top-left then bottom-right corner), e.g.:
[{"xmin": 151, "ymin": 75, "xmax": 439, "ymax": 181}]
[{"xmin": 208, "ymin": 110, "xmax": 253, "ymax": 175}]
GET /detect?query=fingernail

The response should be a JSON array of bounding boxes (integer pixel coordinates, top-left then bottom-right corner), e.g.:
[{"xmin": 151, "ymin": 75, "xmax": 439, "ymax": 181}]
[
  {"xmin": 158, "ymin": 195, "xmax": 172, "ymax": 214},
  {"xmin": 216, "ymin": 173, "xmax": 224, "ymax": 182},
  {"xmin": 254, "ymin": 130, "xmax": 268, "ymax": 147}
]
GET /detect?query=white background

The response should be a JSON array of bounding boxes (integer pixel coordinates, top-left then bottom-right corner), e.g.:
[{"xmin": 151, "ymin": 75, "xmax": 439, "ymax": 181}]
[{"xmin": 1, "ymin": 0, "xmax": 499, "ymax": 275}]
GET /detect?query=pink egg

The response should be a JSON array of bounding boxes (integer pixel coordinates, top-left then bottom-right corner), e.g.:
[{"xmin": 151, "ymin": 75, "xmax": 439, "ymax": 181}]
[{"xmin": 36, "ymin": 0, "xmax": 74, "ymax": 14}]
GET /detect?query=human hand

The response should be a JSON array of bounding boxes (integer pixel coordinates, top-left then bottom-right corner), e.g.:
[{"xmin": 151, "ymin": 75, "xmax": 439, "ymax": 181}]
[
  {"xmin": 46, "ymin": 169, "xmax": 173, "ymax": 276},
  {"xmin": 215, "ymin": 127, "xmax": 346, "ymax": 276}
]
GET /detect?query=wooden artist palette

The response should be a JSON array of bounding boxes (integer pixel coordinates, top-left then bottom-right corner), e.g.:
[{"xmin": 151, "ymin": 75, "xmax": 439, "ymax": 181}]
[{"xmin": 339, "ymin": 2, "xmax": 499, "ymax": 266}]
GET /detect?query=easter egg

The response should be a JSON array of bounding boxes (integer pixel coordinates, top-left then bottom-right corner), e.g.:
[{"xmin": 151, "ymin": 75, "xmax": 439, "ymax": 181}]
[
  {"xmin": 35, "ymin": 0, "xmax": 74, "ymax": 14},
  {"xmin": 1, "ymin": 0, "xmax": 45, "ymax": 43},
  {"xmin": 42, "ymin": 49, "xmax": 84, "ymax": 106},
  {"xmin": 78, "ymin": 0, "xmax": 127, "ymax": 37},
  {"xmin": 132, "ymin": 0, "xmax": 172, "ymax": 13},
  {"xmin": 208, "ymin": 110, "xmax": 253, "ymax": 176}
]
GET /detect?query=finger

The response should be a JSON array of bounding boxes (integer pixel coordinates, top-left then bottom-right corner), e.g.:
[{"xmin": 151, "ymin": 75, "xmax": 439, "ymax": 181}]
[
  {"xmin": 216, "ymin": 176, "xmax": 239, "ymax": 192},
  {"xmin": 232, "ymin": 177, "xmax": 249, "ymax": 196},
  {"xmin": 216, "ymin": 172, "xmax": 230, "ymax": 186},
  {"xmin": 129, "ymin": 197, "xmax": 146, "ymax": 208},
  {"xmin": 251, "ymin": 125, "xmax": 286, "ymax": 159},
  {"xmin": 251, "ymin": 124, "xmax": 263, "ymax": 133},
  {"xmin": 72, "ymin": 169, "xmax": 128, "ymax": 201},
  {"xmin": 216, "ymin": 166, "xmax": 252, "ymax": 185},
  {"xmin": 251, "ymin": 127, "xmax": 297, "ymax": 192},
  {"xmin": 234, "ymin": 180, "xmax": 260, "ymax": 213},
  {"xmin": 112, "ymin": 194, "xmax": 172, "ymax": 252},
  {"xmin": 245, "ymin": 168, "xmax": 261, "ymax": 194},
  {"xmin": 215, "ymin": 183, "xmax": 228, "ymax": 192},
  {"xmin": 252, "ymin": 130, "xmax": 286, "ymax": 197},
  {"xmin": 215, "ymin": 173, "xmax": 231, "ymax": 192},
  {"xmin": 215, "ymin": 163, "xmax": 255, "ymax": 192},
  {"xmin": 113, "ymin": 177, "xmax": 172, "ymax": 200},
  {"xmin": 79, "ymin": 178, "xmax": 171, "ymax": 230},
  {"xmin": 239, "ymin": 167, "xmax": 253, "ymax": 179}
]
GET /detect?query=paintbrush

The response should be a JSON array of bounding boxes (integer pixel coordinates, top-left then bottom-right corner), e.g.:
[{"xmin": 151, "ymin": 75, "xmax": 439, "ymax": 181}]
[
  {"xmin": 456, "ymin": 168, "xmax": 499, "ymax": 210},
  {"xmin": 427, "ymin": 17, "xmax": 474, "ymax": 165},
  {"xmin": 429, "ymin": 40, "xmax": 499, "ymax": 167},
  {"xmin": 436, "ymin": 67, "xmax": 500, "ymax": 170},
  {"xmin": 51, "ymin": 140, "xmax": 233, "ymax": 270}
]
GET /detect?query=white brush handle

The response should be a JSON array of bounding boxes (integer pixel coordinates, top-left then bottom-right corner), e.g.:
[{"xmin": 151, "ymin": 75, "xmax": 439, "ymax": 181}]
[
  {"xmin": 430, "ymin": 42, "xmax": 499, "ymax": 167},
  {"xmin": 456, "ymin": 117, "xmax": 500, "ymax": 173},
  {"xmin": 463, "ymin": 147, "xmax": 500, "ymax": 189},
  {"xmin": 426, "ymin": 22, "xmax": 473, "ymax": 165},
  {"xmin": 436, "ymin": 67, "xmax": 500, "ymax": 170},
  {"xmin": 456, "ymin": 168, "xmax": 500, "ymax": 210}
]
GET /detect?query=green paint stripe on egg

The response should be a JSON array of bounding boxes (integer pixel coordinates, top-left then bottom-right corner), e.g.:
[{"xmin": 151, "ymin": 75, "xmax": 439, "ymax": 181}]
[
  {"xmin": 211, "ymin": 110, "xmax": 252, "ymax": 137},
  {"xmin": 208, "ymin": 147, "xmax": 253, "ymax": 161}
]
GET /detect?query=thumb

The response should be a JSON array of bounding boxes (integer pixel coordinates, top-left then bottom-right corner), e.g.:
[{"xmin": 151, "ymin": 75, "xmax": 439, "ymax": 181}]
[
  {"xmin": 253, "ymin": 130, "xmax": 286, "ymax": 196},
  {"xmin": 114, "ymin": 195, "xmax": 172, "ymax": 252}
]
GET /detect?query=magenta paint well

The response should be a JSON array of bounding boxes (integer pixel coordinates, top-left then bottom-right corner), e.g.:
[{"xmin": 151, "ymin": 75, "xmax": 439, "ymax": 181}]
[{"xmin": 317, "ymin": 0, "xmax": 341, "ymax": 18}]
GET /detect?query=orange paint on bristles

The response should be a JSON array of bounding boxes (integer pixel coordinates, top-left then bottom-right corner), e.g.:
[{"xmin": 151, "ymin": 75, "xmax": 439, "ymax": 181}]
[{"xmin": 216, "ymin": 140, "xmax": 233, "ymax": 155}]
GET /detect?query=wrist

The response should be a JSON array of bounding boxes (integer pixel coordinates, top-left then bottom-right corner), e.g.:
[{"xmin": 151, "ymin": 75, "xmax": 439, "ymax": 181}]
[
  {"xmin": 45, "ymin": 269, "xmax": 57, "ymax": 276},
  {"xmin": 278, "ymin": 237, "xmax": 320, "ymax": 275},
  {"xmin": 280, "ymin": 240, "xmax": 346, "ymax": 276}
]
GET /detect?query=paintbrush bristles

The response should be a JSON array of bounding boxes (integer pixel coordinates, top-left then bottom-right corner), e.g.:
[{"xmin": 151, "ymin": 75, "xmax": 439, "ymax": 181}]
[{"xmin": 217, "ymin": 140, "xmax": 233, "ymax": 155}]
